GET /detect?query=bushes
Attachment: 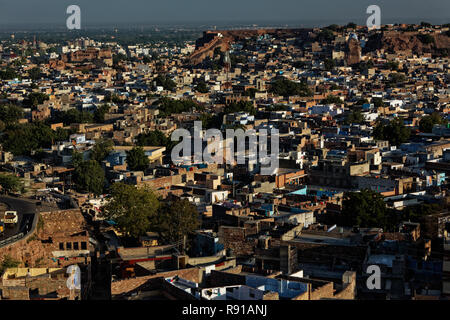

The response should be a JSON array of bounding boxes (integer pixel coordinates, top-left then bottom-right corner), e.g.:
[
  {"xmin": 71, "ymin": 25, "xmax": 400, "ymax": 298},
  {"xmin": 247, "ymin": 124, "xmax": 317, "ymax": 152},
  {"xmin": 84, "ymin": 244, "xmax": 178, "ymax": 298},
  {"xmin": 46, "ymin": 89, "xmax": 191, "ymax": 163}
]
[{"xmin": 0, "ymin": 255, "xmax": 20, "ymax": 274}]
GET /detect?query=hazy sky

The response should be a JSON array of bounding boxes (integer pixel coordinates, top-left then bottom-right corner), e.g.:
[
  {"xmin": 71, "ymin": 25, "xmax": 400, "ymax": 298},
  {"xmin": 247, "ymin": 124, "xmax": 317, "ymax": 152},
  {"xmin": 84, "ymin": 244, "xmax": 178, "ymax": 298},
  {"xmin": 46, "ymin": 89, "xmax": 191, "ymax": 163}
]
[{"xmin": 0, "ymin": 0, "xmax": 448, "ymax": 27}]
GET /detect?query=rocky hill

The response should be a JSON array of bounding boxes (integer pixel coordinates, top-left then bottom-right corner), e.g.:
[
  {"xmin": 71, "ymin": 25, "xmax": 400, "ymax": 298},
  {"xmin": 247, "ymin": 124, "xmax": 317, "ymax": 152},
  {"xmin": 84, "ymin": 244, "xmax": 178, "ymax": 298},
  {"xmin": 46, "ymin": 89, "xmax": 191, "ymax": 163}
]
[
  {"xmin": 189, "ymin": 28, "xmax": 311, "ymax": 65},
  {"xmin": 363, "ymin": 31, "xmax": 450, "ymax": 56},
  {"xmin": 189, "ymin": 28, "xmax": 450, "ymax": 65}
]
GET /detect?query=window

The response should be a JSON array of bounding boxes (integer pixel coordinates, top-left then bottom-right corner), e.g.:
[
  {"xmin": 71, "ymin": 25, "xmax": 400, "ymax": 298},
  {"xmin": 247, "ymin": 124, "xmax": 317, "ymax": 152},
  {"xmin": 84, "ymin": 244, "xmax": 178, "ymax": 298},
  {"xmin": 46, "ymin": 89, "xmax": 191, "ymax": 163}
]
[
  {"xmin": 59, "ymin": 243, "xmax": 64, "ymax": 250},
  {"xmin": 66, "ymin": 242, "xmax": 72, "ymax": 250},
  {"xmin": 81, "ymin": 242, "xmax": 87, "ymax": 250},
  {"xmin": 73, "ymin": 242, "xmax": 79, "ymax": 250}
]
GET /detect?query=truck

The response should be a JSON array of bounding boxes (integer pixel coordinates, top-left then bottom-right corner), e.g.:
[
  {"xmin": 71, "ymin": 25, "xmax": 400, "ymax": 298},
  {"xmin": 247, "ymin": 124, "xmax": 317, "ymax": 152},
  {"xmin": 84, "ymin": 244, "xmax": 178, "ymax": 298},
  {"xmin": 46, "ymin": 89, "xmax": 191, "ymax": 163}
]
[{"xmin": 2, "ymin": 211, "xmax": 18, "ymax": 227}]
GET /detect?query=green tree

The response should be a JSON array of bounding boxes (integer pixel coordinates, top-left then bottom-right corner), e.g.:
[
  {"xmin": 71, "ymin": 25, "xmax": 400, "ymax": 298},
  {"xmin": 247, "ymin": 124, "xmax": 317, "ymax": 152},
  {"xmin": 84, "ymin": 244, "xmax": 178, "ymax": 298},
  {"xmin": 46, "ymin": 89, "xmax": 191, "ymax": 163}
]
[
  {"xmin": 71, "ymin": 150, "xmax": 83, "ymax": 168},
  {"xmin": 269, "ymin": 77, "xmax": 312, "ymax": 97},
  {"xmin": 403, "ymin": 203, "xmax": 444, "ymax": 222},
  {"xmin": 113, "ymin": 53, "xmax": 128, "ymax": 65},
  {"xmin": 28, "ymin": 67, "xmax": 41, "ymax": 80},
  {"xmin": 372, "ymin": 97, "xmax": 385, "ymax": 108},
  {"xmin": 93, "ymin": 104, "xmax": 110, "ymax": 123},
  {"xmin": 317, "ymin": 29, "xmax": 335, "ymax": 42},
  {"xmin": 387, "ymin": 73, "xmax": 407, "ymax": 87},
  {"xmin": 0, "ymin": 122, "xmax": 55, "ymax": 156},
  {"xmin": 385, "ymin": 61, "xmax": 399, "ymax": 71},
  {"xmin": 153, "ymin": 97, "xmax": 204, "ymax": 117},
  {"xmin": 242, "ymin": 88, "xmax": 258, "ymax": 99},
  {"xmin": 155, "ymin": 199, "xmax": 200, "ymax": 246},
  {"xmin": 356, "ymin": 98, "xmax": 369, "ymax": 105},
  {"xmin": 0, "ymin": 105, "xmax": 23, "ymax": 125},
  {"xmin": 136, "ymin": 130, "xmax": 169, "ymax": 147},
  {"xmin": 24, "ymin": 92, "xmax": 49, "ymax": 107},
  {"xmin": 73, "ymin": 160, "xmax": 105, "ymax": 195},
  {"xmin": 126, "ymin": 146, "xmax": 149, "ymax": 171},
  {"xmin": 200, "ymin": 113, "xmax": 223, "ymax": 130},
  {"xmin": 322, "ymin": 95, "xmax": 342, "ymax": 104},
  {"xmin": 52, "ymin": 109, "xmax": 93, "ymax": 125},
  {"xmin": 0, "ymin": 174, "xmax": 24, "ymax": 194},
  {"xmin": 341, "ymin": 189, "xmax": 389, "ymax": 229},
  {"xmin": 153, "ymin": 74, "xmax": 176, "ymax": 91},
  {"xmin": 101, "ymin": 183, "xmax": 160, "ymax": 238},
  {"xmin": 419, "ymin": 112, "xmax": 446, "ymax": 133},
  {"xmin": 224, "ymin": 101, "xmax": 256, "ymax": 115},
  {"xmin": 373, "ymin": 118, "xmax": 411, "ymax": 146},
  {"xmin": 345, "ymin": 110, "xmax": 365, "ymax": 125},
  {"xmin": 326, "ymin": 24, "xmax": 339, "ymax": 31},
  {"xmin": 195, "ymin": 81, "xmax": 209, "ymax": 93},
  {"xmin": 91, "ymin": 139, "xmax": 114, "ymax": 163},
  {"xmin": 0, "ymin": 67, "xmax": 19, "ymax": 80},
  {"xmin": 53, "ymin": 127, "xmax": 71, "ymax": 142}
]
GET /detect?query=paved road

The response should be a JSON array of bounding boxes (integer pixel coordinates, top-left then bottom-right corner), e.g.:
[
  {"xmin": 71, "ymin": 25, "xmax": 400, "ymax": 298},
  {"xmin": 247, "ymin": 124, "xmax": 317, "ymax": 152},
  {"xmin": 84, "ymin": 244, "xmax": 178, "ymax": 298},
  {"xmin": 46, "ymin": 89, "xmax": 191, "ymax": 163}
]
[{"xmin": 0, "ymin": 195, "xmax": 36, "ymax": 239}]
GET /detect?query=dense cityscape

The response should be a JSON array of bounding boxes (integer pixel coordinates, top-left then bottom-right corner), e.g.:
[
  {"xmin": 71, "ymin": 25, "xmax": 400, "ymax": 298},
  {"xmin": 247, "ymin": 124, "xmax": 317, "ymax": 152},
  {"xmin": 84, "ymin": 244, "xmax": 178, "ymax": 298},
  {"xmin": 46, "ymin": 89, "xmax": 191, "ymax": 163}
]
[{"xmin": 0, "ymin": 18, "xmax": 449, "ymax": 302}]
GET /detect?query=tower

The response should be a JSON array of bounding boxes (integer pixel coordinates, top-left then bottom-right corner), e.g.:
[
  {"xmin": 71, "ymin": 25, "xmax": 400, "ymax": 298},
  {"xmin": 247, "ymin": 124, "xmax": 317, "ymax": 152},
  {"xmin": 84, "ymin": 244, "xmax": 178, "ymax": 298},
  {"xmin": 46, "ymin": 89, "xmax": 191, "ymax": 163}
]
[{"xmin": 223, "ymin": 50, "xmax": 232, "ymax": 91}]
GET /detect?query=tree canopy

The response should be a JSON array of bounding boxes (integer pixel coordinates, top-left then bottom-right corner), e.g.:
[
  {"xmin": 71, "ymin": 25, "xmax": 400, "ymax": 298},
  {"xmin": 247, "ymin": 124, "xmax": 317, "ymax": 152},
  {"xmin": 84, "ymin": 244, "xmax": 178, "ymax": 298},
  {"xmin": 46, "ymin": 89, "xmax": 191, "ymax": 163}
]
[
  {"xmin": 0, "ymin": 122, "xmax": 56, "ymax": 156},
  {"xmin": 195, "ymin": 80, "xmax": 209, "ymax": 93},
  {"xmin": 419, "ymin": 112, "xmax": 446, "ymax": 133},
  {"xmin": 101, "ymin": 183, "xmax": 160, "ymax": 238},
  {"xmin": 23, "ymin": 92, "xmax": 49, "ymax": 107},
  {"xmin": 153, "ymin": 74, "xmax": 176, "ymax": 91},
  {"xmin": 340, "ymin": 189, "xmax": 445, "ymax": 232},
  {"xmin": 0, "ymin": 68, "xmax": 19, "ymax": 80},
  {"xmin": 224, "ymin": 101, "xmax": 256, "ymax": 115},
  {"xmin": 93, "ymin": 104, "xmax": 110, "ymax": 123},
  {"xmin": 0, "ymin": 105, "xmax": 24, "ymax": 125},
  {"xmin": 373, "ymin": 118, "xmax": 411, "ymax": 146},
  {"xmin": 126, "ymin": 146, "xmax": 149, "ymax": 171},
  {"xmin": 153, "ymin": 97, "xmax": 204, "ymax": 117},
  {"xmin": 51, "ymin": 109, "xmax": 94, "ymax": 125},
  {"xmin": 269, "ymin": 77, "xmax": 312, "ymax": 97},
  {"xmin": 345, "ymin": 110, "xmax": 365, "ymax": 125},
  {"xmin": 0, "ymin": 174, "xmax": 24, "ymax": 194},
  {"xmin": 28, "ymin": 67, "xmax": 41, "ymax": 81},
  {"xmin": 136, "ymin": 130, "xmax": 176, "ymax": 151},
  {"xmin": 322, "ymin": 95, "xmax": 342, "ymax": 104},
  {"xmin": 155, "ymin": 199, "xmax": 200, "ymax": 246},
  {"xmin": 90, "ymin": 139, "xmax": 114, "ymax": 163},
  {"xmin": 341, "ymin": 189, "xmax": 391, "ymax": 230},
  {"xmin": 73, "ymin": 160, "xmax": 105, "ymax": 195}
]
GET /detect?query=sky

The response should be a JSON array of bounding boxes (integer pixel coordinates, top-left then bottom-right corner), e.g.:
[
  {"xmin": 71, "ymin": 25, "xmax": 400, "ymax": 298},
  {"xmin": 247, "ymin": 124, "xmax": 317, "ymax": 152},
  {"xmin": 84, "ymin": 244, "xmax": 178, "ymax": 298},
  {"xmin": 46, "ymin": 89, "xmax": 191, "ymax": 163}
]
[{"xmin": 0, "ymin": 0, "xmax": 448, "ymax": 28}]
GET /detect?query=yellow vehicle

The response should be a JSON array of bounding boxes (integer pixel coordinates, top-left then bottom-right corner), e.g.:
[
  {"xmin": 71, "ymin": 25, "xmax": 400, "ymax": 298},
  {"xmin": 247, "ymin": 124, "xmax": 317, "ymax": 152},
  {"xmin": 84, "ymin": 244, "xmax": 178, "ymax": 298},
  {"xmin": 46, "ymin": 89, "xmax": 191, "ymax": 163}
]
[{"xmin": 0, "ymin": 221, "xmax": 4, "ymax": 235}]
